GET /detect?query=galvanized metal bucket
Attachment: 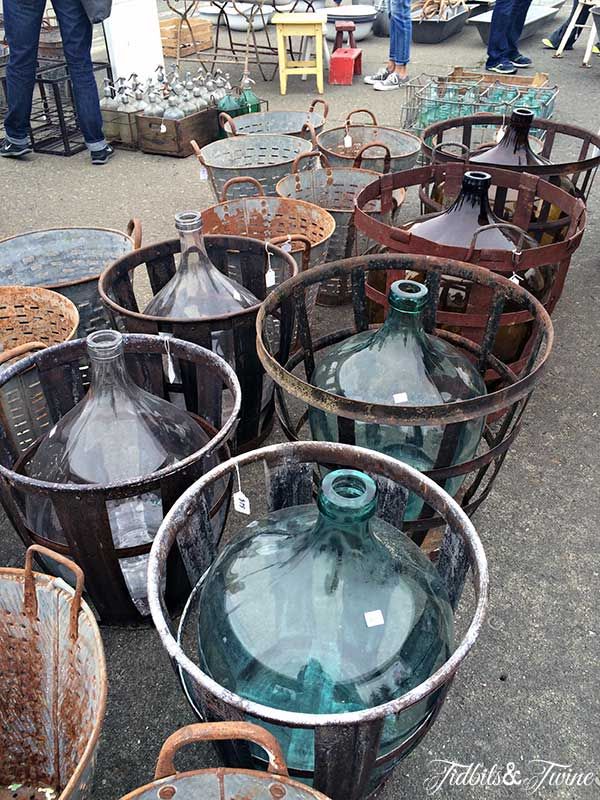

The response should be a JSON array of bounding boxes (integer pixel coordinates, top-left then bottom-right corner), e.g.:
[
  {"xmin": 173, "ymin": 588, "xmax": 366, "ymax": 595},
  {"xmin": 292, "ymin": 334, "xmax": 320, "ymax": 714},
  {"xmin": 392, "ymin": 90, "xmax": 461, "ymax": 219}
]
[
  {"xmin": 0, "ymin": 545, "xmax": 107, "ymax": 800},
  {"xmin": 220, "ymin": 98, "xmax": 329, "ymax": 138},
  {"xmin": 191, "ymin": 133, "xmax": 318, "ymax": 199},
  {"xmin": 0, "ymin": 221, "xmax": 142, "ymax": 336},
  {"xmin": 316, "ymin": 109, "xmax": 421, "ymax": 173},
  {"xmin": 120, "ymin": 722, "xmax": 332, "ymax": 800}
]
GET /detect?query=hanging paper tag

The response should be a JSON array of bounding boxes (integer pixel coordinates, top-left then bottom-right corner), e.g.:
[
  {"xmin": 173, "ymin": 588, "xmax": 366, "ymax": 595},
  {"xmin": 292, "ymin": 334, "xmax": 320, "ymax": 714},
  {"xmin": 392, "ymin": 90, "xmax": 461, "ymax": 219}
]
[
  {"xmin": 233, "ymin": 491, "xmax": 251, "ymax": 514},
  {"xmin": 343, "ymin": 134, "xmax": 353, "ymax": 149},
  {"xmin": 495, "ymin": 125, "xmax": 507, "ymax": 143},
  {"xmin": 393, "ymin": 391, "xmax": 408, "ymax": 404},
  {"xmin": 199, "ymin": 165, "xmax": 208, "ymax": 180},
  {"xmin": 266, "ymin": 267, "xmax": 276, "ymax": 287},
  {"xmin": 509, "ymin": 272, "xmax": 522, "ymax": 285},
  {"xmin": 364, "ymin": 609, "xmax": 385, "ymax": 628},
  {"xmin": 281, "ymin": 238, "xmax": 292, "ymax": 253},
  {"xmin": 160, "ymin": 123, "xmax": 167, "ymax": 134},
  {"xmin": 159, "ymin": 332, "xmax": 177, "ymax": 383}
]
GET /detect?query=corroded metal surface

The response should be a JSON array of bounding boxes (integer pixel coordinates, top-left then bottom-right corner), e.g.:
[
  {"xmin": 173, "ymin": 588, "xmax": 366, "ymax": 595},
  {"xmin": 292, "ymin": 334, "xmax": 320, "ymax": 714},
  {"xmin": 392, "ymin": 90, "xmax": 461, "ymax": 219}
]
[
  {"xmin": 221, "ymin": 99, "xmax": 328, "ymax": 139},
  {"xmin": 0, "ymin": 545, "xmax": 106, "ymax": 799},
  {"xmin": 99, "ymin": 235, "xmax": 297, "ymax": 453},
  {"xmin": 0, "ymin": 335, "xmax": 241, "ymax": 625},
  {"xmin": 147, "ymin": 442, "xmax": 488, "ymax": 800},
  {"xmin": 254, "ymin": 253, "xmax": 553, "ymax": 537}
]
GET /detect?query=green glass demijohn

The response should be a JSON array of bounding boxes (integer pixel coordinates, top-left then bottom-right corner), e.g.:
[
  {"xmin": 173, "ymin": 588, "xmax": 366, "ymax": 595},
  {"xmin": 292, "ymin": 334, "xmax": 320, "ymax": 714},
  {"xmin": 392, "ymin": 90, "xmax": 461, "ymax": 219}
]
[
  {"xmin": 196, "ymin": 468, "xmax": 454, "ymax": 781},
  {"xmin": 308, "ymin": 280, "xmax": 487, "ymax": 519}
]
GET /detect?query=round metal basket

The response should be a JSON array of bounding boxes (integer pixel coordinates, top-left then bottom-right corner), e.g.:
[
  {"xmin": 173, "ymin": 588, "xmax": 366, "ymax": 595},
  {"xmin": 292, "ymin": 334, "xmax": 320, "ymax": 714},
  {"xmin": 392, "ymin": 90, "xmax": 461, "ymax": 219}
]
[
  {"xmin": 192, "ymin": 132, "xmax": 318, "ymax": 199},
  {"xmin": 0, "ymin": 334, "xmax": 241, "ymax": 625},
  {"xmin": 316, "ymin": 109, "xmax": 421, "ymax": 173},
  {"xmin": 255, "ymin": 253, "xmax": 553, "ymax": 545},
  {"xmin": 220, "ymin": 98, "xmax": 329, "ymax": 138},
  {"xmin": 0, "ymin": 221, "xmax": 142, "ymax": 336},
  {"xmin": 276, "ymin": 148, "xmax": 404, "ymax": 305},
  {"xmin": 99, "ymin": 234, "xmax": 298, "ymax": 453},
  {"xmin": 421, "ymin": 114, "xmax": 600, "ymax": 201},
  {"xmin": 148, "ymin": 441, "xmax": 488, "ymax": 800},
  {"xmin": 0, "ymin": 545, "xmax": 106, "ymax": 800}
]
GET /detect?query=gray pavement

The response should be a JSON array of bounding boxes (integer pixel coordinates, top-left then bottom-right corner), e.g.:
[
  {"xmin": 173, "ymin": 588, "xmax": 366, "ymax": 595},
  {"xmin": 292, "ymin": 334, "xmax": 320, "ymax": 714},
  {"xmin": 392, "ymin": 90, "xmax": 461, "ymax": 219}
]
[{"xmin": 0, "ymin": 6, "xmax": 599, "ymax": 799}]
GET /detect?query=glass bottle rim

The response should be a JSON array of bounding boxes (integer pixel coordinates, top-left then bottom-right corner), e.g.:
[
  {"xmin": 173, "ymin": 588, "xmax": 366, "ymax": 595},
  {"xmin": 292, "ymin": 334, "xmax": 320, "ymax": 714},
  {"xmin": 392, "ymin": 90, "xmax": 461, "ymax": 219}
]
[
  {"xmin": 86, "ymin": 329, "xmax": 123, "ymax": 361},
  {"xmin": 318, "ymin": 469, "xmax": 377, "ymax": 520},
  {"xmin": 388, "ymin": 279, "xmax": 428, "ymax": 313},
  {"xmin": 175, "ymin": 210, "xmax": 203, "ymax": 232},
  {"xmin": 510, "ymin": 107, "xmax": 535, "ymax": 126}
]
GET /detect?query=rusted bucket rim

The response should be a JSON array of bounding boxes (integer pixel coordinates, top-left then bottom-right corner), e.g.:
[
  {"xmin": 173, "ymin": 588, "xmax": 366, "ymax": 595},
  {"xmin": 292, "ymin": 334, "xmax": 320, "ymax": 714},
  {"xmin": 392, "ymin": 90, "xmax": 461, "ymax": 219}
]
[
  {"xmin": 275, "ymin": 166, "xmax": 384, "ymax": 214},
  {"xmin": 148, "ymin": 441, "xmax": 489, "ymax": 727},
  {"xmin": 99, "ymin": 235, "xmax": 299, "ymax": 326},
  {"xmin": 200, "ymin": 133, "xmax": 314, "ymax": 169},
  {"xmin": 317, "ymin": 125, "xmax": 421, "ymax": 158},
  {"xmin": 256, "ymin": 253, "xmax": 554, "ymax": 425},
  {"xmin": 0, "ymin": 334, "xmax": 241, "ymax": 494},
  {"xmin": 222, "ymin": 109, "xmax": 326, "ymax": 136}
]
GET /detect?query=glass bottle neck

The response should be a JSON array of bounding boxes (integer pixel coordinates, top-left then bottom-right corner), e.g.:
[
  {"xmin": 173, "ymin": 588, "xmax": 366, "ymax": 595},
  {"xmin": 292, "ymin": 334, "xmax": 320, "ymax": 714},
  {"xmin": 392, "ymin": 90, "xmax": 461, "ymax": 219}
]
[
  {"xmin": 447, "ymin": 181, "xmax": 491, "ymax": 218},
  {"xmin": 178, "ymin": 226, "xmax": 212, "ymax": 273},
  {"xmin": 381, "ymin": 304, "xmax": 426, "ymax": 339},
  {"xmin": 87, "ymin": 333, "xmax": 136, "ymax": 395},
  {"xmin": 312, "ymin": 470, "xmax": 377, "ymax": 543},
  {"xmin": 499, "ymin": 118, "xmax": 533, "ymax": 153}
]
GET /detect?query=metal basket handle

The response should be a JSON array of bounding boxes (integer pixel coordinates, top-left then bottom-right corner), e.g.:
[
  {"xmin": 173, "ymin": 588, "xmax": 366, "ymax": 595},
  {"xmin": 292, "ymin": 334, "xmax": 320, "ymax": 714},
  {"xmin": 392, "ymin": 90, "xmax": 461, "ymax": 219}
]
[
  {"xmin": 126, "ymin": 218, "xmax": 143, "ymax": 249},
  {"xmin": 270, "ymin": 233, "xmax": 312, "ymax": 272},
  {"xmin": 219, "ymin": 111, "xmax": 237, "ymax": 136},
  {"xmin": 190, "ymin": 139, "xmax": 206, "ymax": 165},
  {"xmin": 154, "ymin": 722, "xmax": 289, "ymax": 780},
  {"xmin": 464, "ymin": 223, "xmax": 528, "ymax": 263},
  {"xmin": 308, "ymin": 98, "xmax": 329, "ymax": 119},
  {"xmin": 0, "ymin": 341, "xmax": 47, "ymax": 365},
  {"xmin": 345, "ymin": 108, "xmax": 378, "ymax": 126},
  {"xmin": 431, "ymin": 141, "xmax": 471, "ymax": 164},
  {"xmin": 220, "ymin": 176, "xmax": 265, "ymax": 201},
  {"xmin": 301, "ymin": 121, "xmax": 318, "ymax": 147},
  {"xmin": 352, "ymin": 141, "xmax": 392, "ymax": 173},
  {"xmin": 24, "ymin": 544, "xmax": 85, "ymax": 641},
  {"xmin": 291, "ymin": 149, "xmax": 330, "ymax": 173}
]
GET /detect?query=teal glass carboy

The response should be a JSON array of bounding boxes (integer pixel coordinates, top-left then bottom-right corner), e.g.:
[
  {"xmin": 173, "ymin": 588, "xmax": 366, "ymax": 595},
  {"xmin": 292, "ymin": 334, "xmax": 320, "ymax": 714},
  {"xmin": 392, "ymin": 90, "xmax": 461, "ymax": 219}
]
[
  {"xmin": 197, "ymin": 468, "xmax": 454, "ymax": 780},
  {"xmin": 308, "ymin": 280, "xmax": 487, "ymax": 518}
]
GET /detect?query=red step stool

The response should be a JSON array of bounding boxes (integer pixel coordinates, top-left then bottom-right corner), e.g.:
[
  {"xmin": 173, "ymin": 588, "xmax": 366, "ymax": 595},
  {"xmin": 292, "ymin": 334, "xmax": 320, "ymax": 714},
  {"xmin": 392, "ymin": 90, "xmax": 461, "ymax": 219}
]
[
  {"xmin": 333, "ymin": 20, "xmax": 357, "ymax": 50},
  {"xmin": 329, "ymin": 47, "xmax": 362, "ymax": 85}
]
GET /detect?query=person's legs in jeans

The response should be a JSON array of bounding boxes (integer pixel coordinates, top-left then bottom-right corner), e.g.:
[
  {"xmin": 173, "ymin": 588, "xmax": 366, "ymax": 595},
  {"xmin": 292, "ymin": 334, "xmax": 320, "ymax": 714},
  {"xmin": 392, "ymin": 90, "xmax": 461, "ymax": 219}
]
[
  {"xmin": 505, "ymin": 0, "xmax": 534, "ymax": 58},
  {"xmin": 52, "ymin": 0, "xmax": 107, "ymax": 151},
  {"xmin": 389, "ymin": 0, "xmax": 412, "ymax": 74},
  {"xmin": 486, "ymin": 0, "xmax": 532, "ymax": 65},
  {"xmin": 548, "ymin": 0, "xmax": 590, "ymax": 48},
  {"xmin": 3, "ymin": 0, "xmax": 46, "ymax": 146}
]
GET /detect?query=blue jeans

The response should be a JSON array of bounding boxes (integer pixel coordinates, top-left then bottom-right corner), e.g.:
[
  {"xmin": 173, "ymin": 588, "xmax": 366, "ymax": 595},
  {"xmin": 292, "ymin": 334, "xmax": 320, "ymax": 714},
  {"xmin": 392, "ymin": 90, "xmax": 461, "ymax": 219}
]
[
  {"xmin": 549, "ymin": 0, "xmax": 595, "ymax": 48},
  {"xmin": 486, "ymin": 0, "xmax": 533, "ymax": 66},
  {"xmin": 3, "ymin": 0, "xmax": 106, "ymax": 150},
  {"xmin": 389, "ymin": 0, "xmax": 412, "ymax": 64}
]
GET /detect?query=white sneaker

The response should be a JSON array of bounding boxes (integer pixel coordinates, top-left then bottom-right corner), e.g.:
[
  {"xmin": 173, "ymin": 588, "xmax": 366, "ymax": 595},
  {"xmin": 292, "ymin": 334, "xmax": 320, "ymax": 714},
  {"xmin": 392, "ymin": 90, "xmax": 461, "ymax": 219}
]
[
  {"xmin": 374, "ymin": 72, "xmax": 408, "ymax": 91},
  {"xmin": 364, "ymin": 67, "xmax": 390, "ymax": 86}
]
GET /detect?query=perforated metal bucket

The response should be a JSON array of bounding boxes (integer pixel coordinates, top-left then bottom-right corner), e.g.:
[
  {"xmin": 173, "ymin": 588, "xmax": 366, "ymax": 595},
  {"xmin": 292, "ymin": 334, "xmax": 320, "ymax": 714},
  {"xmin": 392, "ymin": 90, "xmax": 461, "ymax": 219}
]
[
  {"xmin": 221, "ymin": 99, "xmax": 328, "ymax": 138},
  {"xmin": 0, "ymin": 222, "xmax": 142, "ymax": 336}
]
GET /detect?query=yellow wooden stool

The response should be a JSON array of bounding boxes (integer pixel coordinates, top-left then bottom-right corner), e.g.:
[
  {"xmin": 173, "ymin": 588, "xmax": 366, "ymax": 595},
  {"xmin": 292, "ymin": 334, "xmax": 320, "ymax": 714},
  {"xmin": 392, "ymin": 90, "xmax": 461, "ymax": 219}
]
[{"xmin": 273, "ymin": 11, "xmax": 327, "ymax": 95}]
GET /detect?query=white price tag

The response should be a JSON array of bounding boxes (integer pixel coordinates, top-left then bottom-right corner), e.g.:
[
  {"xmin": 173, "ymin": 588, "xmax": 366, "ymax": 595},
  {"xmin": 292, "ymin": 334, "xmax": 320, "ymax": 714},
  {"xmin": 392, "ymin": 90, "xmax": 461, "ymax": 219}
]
[
  {"xmin": 509, "ymin": 273, "xmax": 522, "ymax": 285},
  {"xmin": 495, "ymin": 125, "xmax": 507, "ymax": 143},
  {"xmin": 199, "ymin": 165, "xmax": 208, "ymax": 180},
  {"xmin": 343, "ymin": 134, "xmax": 353, "ymax": 149},
  {"xmin": 364, "ymin": 609, "xmax": 385, "ymax": 628},
  {"xmin": 159, "ymin": 332, "xmax": 177, "ymax": 383},
  {"xmin": 266, "ymin": 267, "xmax": 276, "ymax": 288},
  {"xmin": 393, "ymin": 392, "xmax": 408, "ymax": 404},
  {"xmin": 160, "ymin": 123, "xmax": 167, "ymax": 134},
  {"xmin": 233, "ymin": 490, "xmax": 251, "ymax": 515},
  {"xmin": 281, "ymin": 239, "xmax": 292, "ymax": 253}
]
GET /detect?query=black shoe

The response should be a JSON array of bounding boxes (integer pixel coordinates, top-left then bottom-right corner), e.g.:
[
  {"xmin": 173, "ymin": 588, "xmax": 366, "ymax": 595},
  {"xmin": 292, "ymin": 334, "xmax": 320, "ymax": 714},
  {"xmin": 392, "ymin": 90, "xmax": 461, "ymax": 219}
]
[
  {"xmin": 0, "ymin": 139, "xmax": 33, "ymax": 158},
  {"xmin": 91, "ymin": 144, "xmax": 115, "ymax": 165}
]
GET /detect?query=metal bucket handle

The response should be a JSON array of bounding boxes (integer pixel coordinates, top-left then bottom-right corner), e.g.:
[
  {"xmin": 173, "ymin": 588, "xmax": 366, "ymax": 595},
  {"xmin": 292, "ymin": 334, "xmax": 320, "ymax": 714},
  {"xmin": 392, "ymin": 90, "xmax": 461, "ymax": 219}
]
[
  {"xmin": 301, "ymin": 121, "xmax": 318, "ymax": 147},
  {"xmin": 291, "ymin": 149, "xmax": 330, "ymax": 173},
  {"xmin": 431, "ymin": 141, "xmax": 471, "ymax": 164},
  {"xmin": 154, "ymin": 722, "xmax": 289, "ymax": 779},
  {"xmin": 465, "ymin": 223, "xmax": 528, "ymax": 264},
  {"xmin": 219, "ymin": 111, "xmax": 237, "ymax": 136},
  {"xmin": 0, "ymin": 340, "xmax": 47, "ymax": 365},
  {"xmin": 126, "ymin": 218, "xmax": 143, "ymax": 250},
  {"xmin": 353, "ymin": 141, "xmax": 392, "ymax": 173},
  {"xmin": 220, "ymin": 176, "xmax": 265, "ymax": 201},
  {"xmin": 24, "ymin": 544, "xmax": 85, "ymax": 641},
  {"xmin": 345, "ymin": 108, "xmax": 378, "ymax": 126},
  {"xmin": 270, "ymin": 233, "xmax": 312, "ymax": 272},
  {"xmin": 190, "ymin": 139, "xmax": 206, "ymax": 165},
  {"xmin": 308, "ymin": 98, "xmax": 329, "ymax": 119}
]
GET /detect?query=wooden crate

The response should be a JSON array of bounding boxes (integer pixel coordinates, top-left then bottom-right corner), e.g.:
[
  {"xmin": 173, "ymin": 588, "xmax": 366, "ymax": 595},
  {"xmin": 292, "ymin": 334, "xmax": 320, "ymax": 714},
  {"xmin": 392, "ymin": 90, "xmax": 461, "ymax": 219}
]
[
  {"xmin": 160, "ymin": 16, "xmax": 212, "ymax": 58},
  {"xmin": 136, "ymin": 107, "xmax": 220, "ymax": 157},
  {"xmin": 449, "ymin": 66, "xmax": 549, "ymax": 88},
  {"xmin": 102, "ymin": 109, "xmax": 139, "ymax": 150}
]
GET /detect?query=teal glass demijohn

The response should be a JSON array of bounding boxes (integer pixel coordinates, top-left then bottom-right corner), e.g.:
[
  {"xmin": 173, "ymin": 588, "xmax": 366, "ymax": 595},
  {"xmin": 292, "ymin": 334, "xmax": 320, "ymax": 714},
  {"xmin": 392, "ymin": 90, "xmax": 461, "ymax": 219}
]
[
  {"xmin": 308, "ymin": 280, "xmax": 487, "ymax": 519},
  {"xmin": 197, "ymin": 468, "xmax": 454, "ymax": 781}
]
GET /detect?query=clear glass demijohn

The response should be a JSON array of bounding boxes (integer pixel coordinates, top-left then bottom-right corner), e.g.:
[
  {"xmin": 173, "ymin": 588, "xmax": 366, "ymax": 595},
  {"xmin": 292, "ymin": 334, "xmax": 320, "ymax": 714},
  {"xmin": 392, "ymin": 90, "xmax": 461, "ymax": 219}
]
[
  {"xmin": 308, "ymin": 280, "xmax": 487, "ymax": 519},
  {"xmin": 197, "ymin": 468, "xmax": 454, "ymax": 784},
  {"xmin": 25, "ymin": 329, "xmax": 212, "ymax": 614}
]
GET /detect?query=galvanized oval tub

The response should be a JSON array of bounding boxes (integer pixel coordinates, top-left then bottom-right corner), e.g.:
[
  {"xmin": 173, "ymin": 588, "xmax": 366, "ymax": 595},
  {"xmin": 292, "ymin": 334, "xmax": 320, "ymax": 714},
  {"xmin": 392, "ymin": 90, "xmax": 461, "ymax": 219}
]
[
  {"xmin": 220, "ymin": 98, "xmax": 329, "ymax": 138},
  {"xmin": 120, "ymin": 723, "xmax": 332, "ymax": 800},
  {"xmin": 0, "ymin": 221, "xmax": 142, "ymax": 336},
  {"xmin": 317, "ymin": 108, "xmax": 421, "ymax": 172},
  {"xmin": 0, "ymin": 545, "xmax": 106, "ymax": 800},
  {"xmin": 192, "ymin": 133, "xmax": 318, "ymax": 199}
]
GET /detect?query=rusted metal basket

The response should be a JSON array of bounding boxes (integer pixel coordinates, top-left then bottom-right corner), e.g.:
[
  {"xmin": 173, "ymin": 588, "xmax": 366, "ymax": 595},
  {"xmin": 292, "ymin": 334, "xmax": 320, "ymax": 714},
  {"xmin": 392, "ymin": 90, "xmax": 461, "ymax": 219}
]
[
  {"xmin": 355, "ymin": 163, "xmax": 584, "ymax": 369},
  {"xmin": 220, "ymin": 98, "xmax": 328, "ymax": 138},
  {"xmin": 276, "ymin": 148, "xmax": 405, "ymax": 306},
  {"xmin": 120, "ymin": 722, "xmax": 333, "ymax": 800},
  {"xmin": 192, "ymin": 132, "xmax": 318, "ymax": 199},
  {"xmin": 99, "ymin": 234, "xmax": 297, "ymax": 453},
  {"xmin": 0, "ymin": 286, "xmax": 80, "ymax": 456},
  {"xmin": 0, "ymin": 544, "xmax": 106, "ymax": 800},
  {"xmin": 0, "ymin": 334, "xmax": 241, "ymax": 625},
  {"xmin": 421, "ymin": 114, "xmax": 600, "ymax": 200},
  {"xmin": 148, "ymin": 441, "xmax": 488, "ymax": 800},
  {"xmin": 316, "ymin": 109, "xmax": 421, "ymax": 173},
  {"xmin": 0, "ymin": 221, "xmax": 142, "ymax": 336},
  {"xmin": 255, "ymin": 254, "xmax": 553, "ymax": 544}
]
